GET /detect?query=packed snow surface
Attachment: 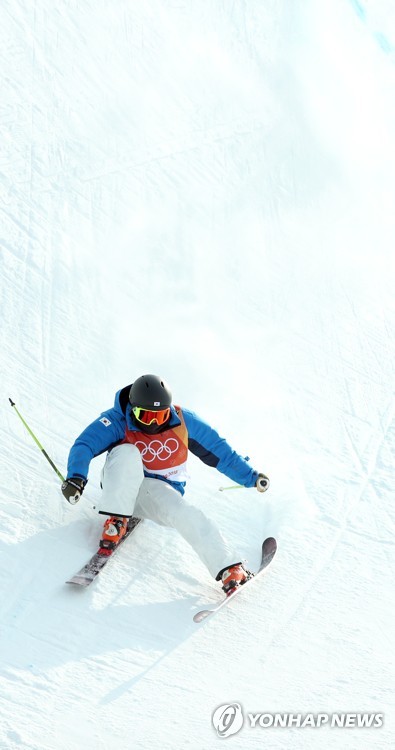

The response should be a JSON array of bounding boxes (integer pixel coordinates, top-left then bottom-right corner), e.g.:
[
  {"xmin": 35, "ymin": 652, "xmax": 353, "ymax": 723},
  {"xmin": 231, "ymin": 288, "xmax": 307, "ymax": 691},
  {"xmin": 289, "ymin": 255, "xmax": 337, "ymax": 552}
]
[{"xmin": 1, "ymin": 1, "xmax": 394, "ymax": 748}]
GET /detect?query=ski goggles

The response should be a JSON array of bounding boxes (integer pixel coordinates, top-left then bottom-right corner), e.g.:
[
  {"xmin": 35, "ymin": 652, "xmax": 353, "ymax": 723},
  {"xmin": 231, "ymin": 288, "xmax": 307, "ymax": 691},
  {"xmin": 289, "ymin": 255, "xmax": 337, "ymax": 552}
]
[{"xmin": 132, "ymin": 405, "xmax": 171, "ymax": 426}]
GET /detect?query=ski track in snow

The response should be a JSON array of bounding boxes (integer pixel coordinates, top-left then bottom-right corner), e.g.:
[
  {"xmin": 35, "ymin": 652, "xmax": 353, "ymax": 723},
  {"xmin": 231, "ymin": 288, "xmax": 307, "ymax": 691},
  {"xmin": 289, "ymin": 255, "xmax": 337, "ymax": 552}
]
[{"xmin": 1, "ymin": 0, "xmax": 395, "ymax": 749}]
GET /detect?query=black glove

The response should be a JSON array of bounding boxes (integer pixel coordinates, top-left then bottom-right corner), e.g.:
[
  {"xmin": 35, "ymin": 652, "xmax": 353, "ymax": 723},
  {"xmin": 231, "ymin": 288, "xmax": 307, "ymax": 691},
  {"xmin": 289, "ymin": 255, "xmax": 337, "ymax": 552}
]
[
  {"xmin": 61, "ymin": 477, "xmax": 86, "ymax": 505},
  {"xmin": 256, "ymin": 473, "xmax": 270, "ymax": 493}
]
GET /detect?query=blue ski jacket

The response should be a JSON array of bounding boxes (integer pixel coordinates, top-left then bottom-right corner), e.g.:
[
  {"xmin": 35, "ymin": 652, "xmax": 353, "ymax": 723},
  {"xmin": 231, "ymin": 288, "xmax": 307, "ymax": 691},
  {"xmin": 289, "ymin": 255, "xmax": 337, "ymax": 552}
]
[{"xmin": 67, "ymin": 385, "xmax": 259, "ymax": 495}]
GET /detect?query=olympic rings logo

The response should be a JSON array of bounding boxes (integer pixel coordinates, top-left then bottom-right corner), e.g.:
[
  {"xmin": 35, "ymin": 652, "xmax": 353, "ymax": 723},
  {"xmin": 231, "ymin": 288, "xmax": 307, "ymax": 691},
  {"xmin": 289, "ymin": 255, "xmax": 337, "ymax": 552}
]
[{"xmin": 135, "ymin": 438, "xmax": 179, "ymax": 463}]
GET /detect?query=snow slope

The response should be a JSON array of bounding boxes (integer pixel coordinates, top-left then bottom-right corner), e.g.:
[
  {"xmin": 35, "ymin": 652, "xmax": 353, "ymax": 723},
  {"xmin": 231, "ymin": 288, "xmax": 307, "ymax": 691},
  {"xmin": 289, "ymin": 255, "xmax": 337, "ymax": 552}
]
[{"xmin": 1, "ymin": 0, "xmax": 394, "ymax": 748}]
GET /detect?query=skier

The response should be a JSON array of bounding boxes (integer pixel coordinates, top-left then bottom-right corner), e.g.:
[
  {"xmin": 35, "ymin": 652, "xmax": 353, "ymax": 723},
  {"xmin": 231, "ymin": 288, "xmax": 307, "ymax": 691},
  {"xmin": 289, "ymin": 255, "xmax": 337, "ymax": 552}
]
[{"xmin": 61, "ymin": 374, "xmax": 270, "ymax": 593}]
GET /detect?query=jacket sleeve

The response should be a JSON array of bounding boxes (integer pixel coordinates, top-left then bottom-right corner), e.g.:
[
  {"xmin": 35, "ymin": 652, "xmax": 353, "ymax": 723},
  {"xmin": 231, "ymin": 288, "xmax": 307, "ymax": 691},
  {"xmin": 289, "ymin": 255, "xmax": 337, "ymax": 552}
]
[
  {"xmin": 182, "ymin": 408, "xmax": 258, "ymax": 488},
  {"xmin": 66, "ymin": 408, "xmax": 126, "ymax": 481}
]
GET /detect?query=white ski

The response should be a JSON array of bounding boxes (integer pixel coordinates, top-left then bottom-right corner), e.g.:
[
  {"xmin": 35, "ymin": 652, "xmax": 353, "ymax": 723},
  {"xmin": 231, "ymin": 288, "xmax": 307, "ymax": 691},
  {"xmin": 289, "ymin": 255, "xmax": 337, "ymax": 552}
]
[{"xmin": 193, "ymin": 537, "xmax": 277, "ymax": 623}]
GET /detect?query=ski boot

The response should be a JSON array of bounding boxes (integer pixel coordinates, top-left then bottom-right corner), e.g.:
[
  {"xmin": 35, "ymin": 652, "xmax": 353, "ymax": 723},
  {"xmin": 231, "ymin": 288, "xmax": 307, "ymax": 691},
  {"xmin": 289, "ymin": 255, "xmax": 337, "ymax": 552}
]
[
  {"xmin": 99, "ymin": 516, "xmax": 128, "ymax": 555},
  {"xmin": 221, "ymin": 564, "xmax": 253, "ymax": 596}
]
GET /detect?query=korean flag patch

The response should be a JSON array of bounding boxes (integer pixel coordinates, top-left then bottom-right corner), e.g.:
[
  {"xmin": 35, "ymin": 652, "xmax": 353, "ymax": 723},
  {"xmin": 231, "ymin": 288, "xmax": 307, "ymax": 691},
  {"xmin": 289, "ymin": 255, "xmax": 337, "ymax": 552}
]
[{"xmin": 100, "ymin": 417, "xmax": 111, "ymax": 427}]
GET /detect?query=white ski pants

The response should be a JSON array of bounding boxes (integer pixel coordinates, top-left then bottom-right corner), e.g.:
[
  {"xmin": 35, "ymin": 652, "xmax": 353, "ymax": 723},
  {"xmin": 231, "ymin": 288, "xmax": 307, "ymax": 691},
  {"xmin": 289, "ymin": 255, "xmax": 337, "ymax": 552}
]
[{"xmin": 98, "ymin": 443, "xmax": 240, "ymax": 579}]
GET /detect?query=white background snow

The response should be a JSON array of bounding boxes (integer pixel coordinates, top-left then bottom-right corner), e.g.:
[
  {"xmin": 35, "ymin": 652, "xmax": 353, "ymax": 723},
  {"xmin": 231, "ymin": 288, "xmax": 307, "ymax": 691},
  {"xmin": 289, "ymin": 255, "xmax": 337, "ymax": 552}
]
[{"xmin": 1, "ymin": 0, "xmax": 394, "ymax": 748}]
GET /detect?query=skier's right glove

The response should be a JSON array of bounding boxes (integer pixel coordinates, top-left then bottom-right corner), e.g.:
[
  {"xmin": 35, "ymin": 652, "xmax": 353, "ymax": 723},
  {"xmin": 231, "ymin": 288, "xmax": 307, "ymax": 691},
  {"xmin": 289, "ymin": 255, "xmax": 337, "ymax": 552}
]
[
  {"xmin": 256, "ymin": 473, "xmax": 270, "ymax": 492},
  {"xmin": 61, "ymin": 477, "xmax": 86, "ymax": 505}
]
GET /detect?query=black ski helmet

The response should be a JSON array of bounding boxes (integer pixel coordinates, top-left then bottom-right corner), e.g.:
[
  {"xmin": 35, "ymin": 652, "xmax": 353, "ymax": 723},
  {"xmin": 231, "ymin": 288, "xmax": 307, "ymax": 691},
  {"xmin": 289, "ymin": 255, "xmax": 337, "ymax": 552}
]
[{"xmin": 129, "ymin": 374, "xmax": 172, "ymax": 410}]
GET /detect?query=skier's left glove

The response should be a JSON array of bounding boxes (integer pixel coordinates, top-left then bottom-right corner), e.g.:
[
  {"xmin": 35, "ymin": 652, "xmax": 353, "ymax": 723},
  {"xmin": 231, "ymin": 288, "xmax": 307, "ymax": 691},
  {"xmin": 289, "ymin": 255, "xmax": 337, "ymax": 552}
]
[
  {"xmin": 61, "ymin": 477, "xmax": 86, "ymax": 505},
  {"xmin": 256, "ymin": 473, "xmax": 270, "ymax": 492}
]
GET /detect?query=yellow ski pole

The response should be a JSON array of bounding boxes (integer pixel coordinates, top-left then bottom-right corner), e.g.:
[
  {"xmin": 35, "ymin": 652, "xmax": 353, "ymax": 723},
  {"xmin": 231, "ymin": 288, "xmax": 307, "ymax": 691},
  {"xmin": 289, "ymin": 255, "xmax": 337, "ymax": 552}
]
[{"xmin": 9, "ymin": 398, "xmax": 65, "ymax": 482}]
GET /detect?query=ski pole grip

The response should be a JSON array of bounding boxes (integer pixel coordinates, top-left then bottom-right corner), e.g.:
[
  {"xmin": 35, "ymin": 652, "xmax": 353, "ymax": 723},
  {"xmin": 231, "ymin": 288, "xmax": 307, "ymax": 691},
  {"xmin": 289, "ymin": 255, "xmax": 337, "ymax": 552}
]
[{"xmin": 256, "ymin": 474, "xmax": 270, "ymax": 492}]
